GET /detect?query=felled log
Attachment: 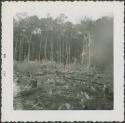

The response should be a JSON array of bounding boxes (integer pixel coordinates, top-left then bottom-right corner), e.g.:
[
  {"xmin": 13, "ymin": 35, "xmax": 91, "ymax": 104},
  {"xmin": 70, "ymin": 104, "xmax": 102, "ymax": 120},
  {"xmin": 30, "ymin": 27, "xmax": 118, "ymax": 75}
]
[
  {"xmin": 15, "ymin": 87, "xmax": 46, "ymax": 98},
  {"xmin": 61, "ymin": 75, "xmax": 104, "ymax": 86},
  {"xmin": 33, "ymin": 72, "xmax": 55, "ymax": 76}
]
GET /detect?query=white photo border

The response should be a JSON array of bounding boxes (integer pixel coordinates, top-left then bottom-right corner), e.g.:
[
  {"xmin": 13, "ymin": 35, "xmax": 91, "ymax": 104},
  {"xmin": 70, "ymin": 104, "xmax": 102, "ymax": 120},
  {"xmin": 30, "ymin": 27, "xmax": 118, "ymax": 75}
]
[{"xmin": 1, "ymin": 1, "xmax": 124, "ymax": 122}]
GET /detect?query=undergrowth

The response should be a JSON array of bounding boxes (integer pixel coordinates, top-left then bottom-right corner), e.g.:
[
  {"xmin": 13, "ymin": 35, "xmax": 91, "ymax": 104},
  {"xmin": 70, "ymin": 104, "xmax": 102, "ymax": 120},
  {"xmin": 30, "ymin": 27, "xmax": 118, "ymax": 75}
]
[{"xmin": 13, "ymin": 61, "xmax": 113, "ymax": 110}]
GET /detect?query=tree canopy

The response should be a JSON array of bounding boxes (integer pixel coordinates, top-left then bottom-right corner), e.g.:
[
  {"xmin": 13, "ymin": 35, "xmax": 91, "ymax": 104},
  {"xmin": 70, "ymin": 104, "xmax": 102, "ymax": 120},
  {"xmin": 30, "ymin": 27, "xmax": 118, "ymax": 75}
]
[{"xmin": 14, "ymin": 13, "xmax": 113, "ymax": 71}]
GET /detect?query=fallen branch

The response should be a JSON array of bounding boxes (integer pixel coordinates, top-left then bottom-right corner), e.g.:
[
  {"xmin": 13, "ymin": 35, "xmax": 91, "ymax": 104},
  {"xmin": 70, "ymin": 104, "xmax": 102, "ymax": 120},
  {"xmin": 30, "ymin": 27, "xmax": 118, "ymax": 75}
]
[
  {"xmin": 15, "ymin": 87, "xmax": 46, "ymax": 98},
  {"xmin": 57, "ymin": 74, "xmax": 104, "ymax": 86}
]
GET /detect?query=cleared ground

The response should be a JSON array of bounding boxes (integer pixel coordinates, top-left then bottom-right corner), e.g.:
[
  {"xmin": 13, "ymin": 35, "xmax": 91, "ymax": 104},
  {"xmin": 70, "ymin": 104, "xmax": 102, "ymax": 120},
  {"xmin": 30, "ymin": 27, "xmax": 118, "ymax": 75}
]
[{"xmin": 13, "ymin": 61, "xmax": 113, "ymax": 110}]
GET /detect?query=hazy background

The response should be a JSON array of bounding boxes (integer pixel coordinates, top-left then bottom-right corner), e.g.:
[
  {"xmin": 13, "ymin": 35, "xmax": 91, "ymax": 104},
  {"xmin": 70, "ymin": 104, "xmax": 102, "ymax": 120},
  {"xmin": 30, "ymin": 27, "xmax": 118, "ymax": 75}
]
[{"xmin": 12, "ymin": 1, "xmax": 113, "ymax": 23}]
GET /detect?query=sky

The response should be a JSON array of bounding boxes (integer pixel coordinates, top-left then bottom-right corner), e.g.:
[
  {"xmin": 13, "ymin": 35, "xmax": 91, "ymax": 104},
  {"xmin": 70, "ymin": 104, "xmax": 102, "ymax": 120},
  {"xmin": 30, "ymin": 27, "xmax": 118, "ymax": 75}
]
[{"xmin": 10, "ymin": 1, "xmax": 114, "ymax": 23}]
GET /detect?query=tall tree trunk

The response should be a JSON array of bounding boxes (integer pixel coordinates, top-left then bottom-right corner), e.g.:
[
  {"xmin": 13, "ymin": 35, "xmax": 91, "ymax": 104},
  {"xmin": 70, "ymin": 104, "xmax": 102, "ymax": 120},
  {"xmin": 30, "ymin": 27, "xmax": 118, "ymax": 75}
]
[
  {"xmin": 85, "ymin": 34, "xmax": 88, "ymax": 67},
  {"xmin": 22, "ymin": 37, "xmax": 24, "ymax": 61},
  {"xmin": 56, "ymin": 40, "xmax": 58, "ymax": 63},
  {"xmin": 66, "ymin": 41, "xmax": 68, "ymax": 65},
  {"xmin": 19, "ymin": 38, "xmax": 22, "ymax": 61},
  {"xmin": 62, "ymin": 40, "xmax": 64, "ymax": 64},
  {"xmin": 57, "ymin": 40, "xmax": 60, "ymax": 64},
  {"xmin": 50, "ymin": 40, "xmax": 53, "ymax": 62},
  {"xmin": 23, "ymin": 37, "xmax": 27, "ymax": 61},
  {"xmin": 44, "ymin": 35, "xmax": 47, "ymax": 60},
  {"xmin": 81, "ymin": 36, "xmax": 85, "ymax": 64},
  {"xmin": 68, "ymin": 40, "xmax": 70, "ymax": 65},
  {"xmin": 88, "ymin": 32, "xmax": 91, "ymax": 68},
  {"xmin": 59, "ymin": 40, "xmax": 62, "ymax": 64},
  {"xmin": 81, "ymin": 48, "xmax": 85, "ymax": 64},
  {"xmin": 27, "ymin": 35, "xmax": 32, "ymax": 62},
  {"xmin": 39, "ymin": 39, "xmax": 42, "ymax": 62}
]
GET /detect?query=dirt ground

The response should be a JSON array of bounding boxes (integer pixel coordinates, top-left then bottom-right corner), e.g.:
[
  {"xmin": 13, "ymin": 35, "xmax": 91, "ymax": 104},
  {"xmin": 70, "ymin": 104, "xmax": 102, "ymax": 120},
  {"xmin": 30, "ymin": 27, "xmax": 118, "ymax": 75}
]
[{"xmin": 13, "ymin": 62, "xmax": 113, "ymax": 110}]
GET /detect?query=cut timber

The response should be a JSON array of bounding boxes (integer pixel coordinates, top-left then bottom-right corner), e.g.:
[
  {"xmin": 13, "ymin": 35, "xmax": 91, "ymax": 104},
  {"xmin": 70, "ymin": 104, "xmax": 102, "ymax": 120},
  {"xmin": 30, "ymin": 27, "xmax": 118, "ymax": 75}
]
[{"xmin": 15, "ymin": 87, "xmax": 46, "ymax": 98}]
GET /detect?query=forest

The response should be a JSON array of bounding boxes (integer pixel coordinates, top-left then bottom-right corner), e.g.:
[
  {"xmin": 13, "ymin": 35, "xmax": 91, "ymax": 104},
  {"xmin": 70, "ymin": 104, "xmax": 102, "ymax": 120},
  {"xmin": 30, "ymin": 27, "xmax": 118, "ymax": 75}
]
[{"xmin": 13, "ymin": 13, "xmax": 113, "ymax": 110}]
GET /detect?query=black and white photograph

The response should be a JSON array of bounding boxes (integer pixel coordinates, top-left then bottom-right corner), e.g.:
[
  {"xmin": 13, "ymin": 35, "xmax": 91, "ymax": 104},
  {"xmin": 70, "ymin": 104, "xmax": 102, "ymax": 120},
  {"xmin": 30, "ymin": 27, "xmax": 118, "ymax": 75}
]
[
  {"xmin": 13, "ymin": 4, "xmax": 114, "ymax": 111},
  {"xmin": 1, "ymin": 1, "xmax": 124, "ymax": 122}
]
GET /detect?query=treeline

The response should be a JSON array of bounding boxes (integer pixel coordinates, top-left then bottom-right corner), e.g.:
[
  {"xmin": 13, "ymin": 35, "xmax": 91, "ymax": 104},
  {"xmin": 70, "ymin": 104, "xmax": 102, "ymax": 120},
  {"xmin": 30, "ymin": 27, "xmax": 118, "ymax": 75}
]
[{"xmin": 14, "ymin": 13, "xmax": 113, "ymax": 69}]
